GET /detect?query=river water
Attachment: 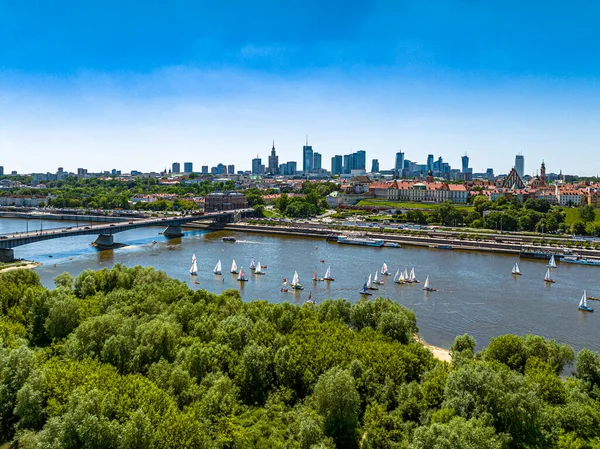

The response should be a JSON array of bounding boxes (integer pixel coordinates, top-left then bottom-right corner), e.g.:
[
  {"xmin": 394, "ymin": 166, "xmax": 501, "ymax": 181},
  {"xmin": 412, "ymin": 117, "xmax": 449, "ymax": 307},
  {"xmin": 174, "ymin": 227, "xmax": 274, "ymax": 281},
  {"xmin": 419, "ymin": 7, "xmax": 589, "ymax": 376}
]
[{"xmin": 3, "ymin": 218, "xmax": 599, "ymax": 354}]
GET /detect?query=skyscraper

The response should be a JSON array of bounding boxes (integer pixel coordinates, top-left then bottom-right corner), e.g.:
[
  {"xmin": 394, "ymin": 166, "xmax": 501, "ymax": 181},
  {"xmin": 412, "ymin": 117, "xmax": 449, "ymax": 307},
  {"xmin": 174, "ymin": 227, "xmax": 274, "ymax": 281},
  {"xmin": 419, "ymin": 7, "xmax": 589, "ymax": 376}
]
[
  {"xmin": 427, "ymin": 154, "xmax": 434, "ymax": 172},
  {"xmin": 461, "ymin": 155, "xmax": 469, "ymax": 174},
  {"xmin": 184, "ymin": 162, "xmax": 193, "ymax": 173},
  {"xmin": 228, "ymin": 165, "xmax": 235, "ymax": 175},
  {"xmin": 313, "ymin": 152, "xmax": 322, "ymax": 171},
  {"xmin": 343, "ymin": 154, "xmax": 354, "ymax": 174},
  {"xmin": 515, "ymin": 154, "xmax": 525, "ymax": 178},
  {"xmin": 355, "ymin": 150, "xmax": 366, "ymax": 170},
  {"xmin": 303, "ymin": 137, "xmax": 313, "ymax": 173},
  {"xmin": 252, "ymin": 156, "xmax": 264, "ymax": 175},
  {"xmin": 395, "ymin": 152, "xmax": 404, "ymax": 176},
  {"xmin": 331, "ymin": 155, "xmax": 343, "ymax": 175},
  {"xmin": 371, "ymin": 159, "xmax": 379, "ymax": 173},
  {"xmin": 268, "ymin": 141, "xmax": 279, "ymax": 174},
  {"xmin": 201, "ymin": 165, "xmax": 209, "ymax": 174},
  {"xmin": 172, "ymin": 162, "xmax": 181, "ymax": 173}
]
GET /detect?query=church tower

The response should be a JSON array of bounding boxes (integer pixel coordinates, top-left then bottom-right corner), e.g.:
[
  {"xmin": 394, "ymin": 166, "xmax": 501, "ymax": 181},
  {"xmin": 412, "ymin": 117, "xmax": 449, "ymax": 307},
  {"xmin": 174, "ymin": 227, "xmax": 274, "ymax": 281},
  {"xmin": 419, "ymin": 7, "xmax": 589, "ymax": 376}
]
[{"xmin": 540, "ymin": 161, "xmax": 546, "ymax": 186}]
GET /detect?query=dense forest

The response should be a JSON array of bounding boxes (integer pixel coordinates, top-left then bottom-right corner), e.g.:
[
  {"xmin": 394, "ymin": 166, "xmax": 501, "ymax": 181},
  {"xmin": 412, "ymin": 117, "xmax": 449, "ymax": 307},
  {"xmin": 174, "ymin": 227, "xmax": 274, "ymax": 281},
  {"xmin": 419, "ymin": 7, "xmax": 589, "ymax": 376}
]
[{"xmin": 0, "ymin": 266, "xmax": 599, "ymax": 448}]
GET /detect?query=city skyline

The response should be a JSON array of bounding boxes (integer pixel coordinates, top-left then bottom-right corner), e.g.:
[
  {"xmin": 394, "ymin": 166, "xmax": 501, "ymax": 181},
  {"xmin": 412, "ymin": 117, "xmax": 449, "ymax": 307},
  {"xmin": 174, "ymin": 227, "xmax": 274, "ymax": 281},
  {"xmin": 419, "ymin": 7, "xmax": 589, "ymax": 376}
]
[{"xmin": 2, "ymin": 2, "xmax": 600, "ymax": 174}]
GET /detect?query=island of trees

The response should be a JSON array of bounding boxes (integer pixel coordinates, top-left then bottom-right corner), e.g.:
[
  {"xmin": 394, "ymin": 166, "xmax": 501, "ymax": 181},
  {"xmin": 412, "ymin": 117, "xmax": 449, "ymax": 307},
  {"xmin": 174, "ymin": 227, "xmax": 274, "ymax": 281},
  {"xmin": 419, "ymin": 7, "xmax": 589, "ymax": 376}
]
[{"xmin": 0, "ymin": 266, "xmax": 599, "ymax": 448}]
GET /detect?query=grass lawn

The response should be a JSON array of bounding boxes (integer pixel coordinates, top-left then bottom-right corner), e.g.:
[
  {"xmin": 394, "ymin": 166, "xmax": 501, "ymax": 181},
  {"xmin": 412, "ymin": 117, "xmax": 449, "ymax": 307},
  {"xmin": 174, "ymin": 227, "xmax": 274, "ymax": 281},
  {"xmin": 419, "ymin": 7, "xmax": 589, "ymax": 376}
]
[
  {"xmin": 562, "ymin": 207, "xmax": 600, "ymax": 226},
  {"xmin": 356, "ymin": 200, "xmax": 473, "ymax": 211}
]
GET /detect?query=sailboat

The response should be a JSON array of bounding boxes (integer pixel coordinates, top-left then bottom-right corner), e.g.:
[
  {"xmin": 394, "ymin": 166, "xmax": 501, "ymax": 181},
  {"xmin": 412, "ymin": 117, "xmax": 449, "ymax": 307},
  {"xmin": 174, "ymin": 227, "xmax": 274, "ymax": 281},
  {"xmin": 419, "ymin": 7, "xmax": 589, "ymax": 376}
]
[
  {"xmin": 237, "ymin": 267, "xmax": 248, "ymax": 282},
  {"xmin": 393, "ymin": 269, "xmax": 399, "ymax": 283},
  {"xmin": 403, "ymin": 268, "xmax": 411, "ymax": 283},
  {"xmin": 512, "ymin": 262, "xmax": 522, "ymax": 276},
  {"xmin": 323, "ymin": 266, "xmax": 335, "ymax": 281},
  {"xmin": 579, "ymin": 290, "xmax": 594, "ymax": 312},
  {"xmin": 366, "ymin": 273, "xmax": 378, "ymax": 290},
  {"xmin": 249, "ymin": 257, "xmax": 256, "ymax": 271},
  {"xmin": 290, "ymin": 271, "xmax": 304, "ymax": 290},
  {"xmin": 312, "ymin": 268, "xmax": 324, "ymax": 282},
  {"xmin": 423, "ymin": 275, "xmax": 437, "ymax": 291},
  {"xmin": 255, "ymin": 262, "xmax": 265, "ymax": 275},
  {"xmin": 306, "ymin": 292, "xmax": 315, "ymax": 304},
  {"xmin": 280, "ymin": 278, "xmax": 289, "ymax": 292},
  {"xmin": 190, "ymin": 254, "xmax": 198, "ymax": 275},
  {"xmin": 548, "ymin": 255, "xmax": 557, "ymax": 268},
  {"xmin": 230, "ymin": 260, "xmax": 239, "ymax": 274},
  {"xmin": 381, "ymin": 262, "xmax": 390, "ymax": 276},
  {"xmin": 544, "ymin": 268, "xmax": 555, "ymax": 283},
  {"xmin": 395, "ymin": 269, "xmax": 406, "ymax": 285},
  {"xmin": 373, "ymin": 270, "xmax": 384, "ymax": 285},
  {"xmin": 213, "ymin": 260, "xmax": 222, "ymax": 275},
  {"xmin": 360, "ymin": 280, "xmax": 372, "ymax": 296},
  {"xmin": 408, "ymin": 267, "xmax": 419, "ymax": 283}
]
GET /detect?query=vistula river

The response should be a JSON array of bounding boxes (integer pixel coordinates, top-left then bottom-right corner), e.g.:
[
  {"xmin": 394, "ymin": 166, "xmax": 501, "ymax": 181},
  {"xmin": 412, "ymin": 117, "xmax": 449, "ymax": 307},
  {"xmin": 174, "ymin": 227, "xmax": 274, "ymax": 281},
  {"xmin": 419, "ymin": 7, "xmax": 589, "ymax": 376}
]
[{"xmin": 3, "ymin": 217, "xmax": 600, "ymax": 354}]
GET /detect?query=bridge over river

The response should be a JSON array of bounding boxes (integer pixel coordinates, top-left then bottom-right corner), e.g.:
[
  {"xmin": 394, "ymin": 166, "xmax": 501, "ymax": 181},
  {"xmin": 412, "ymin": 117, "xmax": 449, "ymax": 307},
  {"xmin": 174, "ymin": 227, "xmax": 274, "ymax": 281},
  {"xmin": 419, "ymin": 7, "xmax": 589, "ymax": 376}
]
[{"xmin": 0, "ymin": 209, "xmax": 253, "ymax": 261}]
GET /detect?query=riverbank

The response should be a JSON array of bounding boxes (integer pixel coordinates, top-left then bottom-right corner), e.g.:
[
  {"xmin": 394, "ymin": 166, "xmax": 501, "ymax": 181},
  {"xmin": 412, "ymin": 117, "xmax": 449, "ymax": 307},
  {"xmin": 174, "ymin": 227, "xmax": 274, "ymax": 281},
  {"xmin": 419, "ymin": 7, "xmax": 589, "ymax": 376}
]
[
  {"xmin": 0, "ymin": 261, "xmax": 41, "ymax": 273},
  {"xmin": 415, "ymin": 335, "xmax": 452, "ymax": 363}
]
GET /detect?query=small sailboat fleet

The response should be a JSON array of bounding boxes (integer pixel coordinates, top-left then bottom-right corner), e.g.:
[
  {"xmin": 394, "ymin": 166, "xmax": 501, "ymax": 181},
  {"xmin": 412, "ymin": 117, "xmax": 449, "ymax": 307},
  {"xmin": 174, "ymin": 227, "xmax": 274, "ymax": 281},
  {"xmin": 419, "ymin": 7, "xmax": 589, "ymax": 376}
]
[
  {"xmin": 366, "ymin": 273, "xmax": 378, "ymax": 290},
  {"xmin": 230, "ymin": 260, "xmax": 239, "ymax": 274},
  {"xmin": 237, "ymin": 267, "xmax": 248, "ymax": 282},
  {"xmin": 290, "ymin": 271, "xmax": 304, "ymax": 290},
  {"xmin": 544, "ymin": 268, "xmax": 555, "ymax": 284},
  {"xmin": 213, "ymin": 260, "xmax": 222, "ymax": 275},
  {"xmin": 393, "ymin": 269, "xmax": 406, "ymax": 284},
  {"xmin": 423, "ymin": 275, "xmax": 436, "ymax": 292},
  {"xmin": 579, "ymin": 291, "xmax": 594, "ymax": 312},
  {"xmin": 407, "ymin": 267, "xmax": 419, "ymax": 283},
  {"xmin": 512, "ymin": 262, "xmax": 522, "ymax": 276},
  {"xmin": 548, "ymin": 255, "xmax": 557, "ymax": 268},
  {"xmin": 189, "ymin": 254, "xmax": 198, "ymax": 275}
]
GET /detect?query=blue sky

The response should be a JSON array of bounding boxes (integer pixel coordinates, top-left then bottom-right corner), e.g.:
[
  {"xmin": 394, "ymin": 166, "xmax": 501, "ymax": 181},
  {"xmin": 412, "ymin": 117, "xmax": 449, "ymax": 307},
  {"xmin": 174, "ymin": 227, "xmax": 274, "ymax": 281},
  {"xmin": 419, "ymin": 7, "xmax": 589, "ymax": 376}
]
[{"xmin": 1, "ymin": 0, "xmax": 599, "ymax": 175}]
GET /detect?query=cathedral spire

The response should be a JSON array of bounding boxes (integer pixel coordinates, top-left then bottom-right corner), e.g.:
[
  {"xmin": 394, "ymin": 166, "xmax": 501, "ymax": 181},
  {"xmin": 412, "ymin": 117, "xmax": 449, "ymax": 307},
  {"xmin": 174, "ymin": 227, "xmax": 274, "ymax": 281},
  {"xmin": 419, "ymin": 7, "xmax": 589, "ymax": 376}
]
[{"xmin": 272, "ymin": 140, "xmax": 275, "ymax": 151}]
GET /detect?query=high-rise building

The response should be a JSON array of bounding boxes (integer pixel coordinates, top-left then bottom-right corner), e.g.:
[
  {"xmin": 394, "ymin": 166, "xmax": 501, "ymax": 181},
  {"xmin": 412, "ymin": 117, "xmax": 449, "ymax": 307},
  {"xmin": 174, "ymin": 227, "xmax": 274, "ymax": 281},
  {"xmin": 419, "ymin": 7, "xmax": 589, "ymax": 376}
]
[
  {"xmin": 217, "ymin": 163, "xmax": 226, "ymax": 175},
  {"xmin": 201, "ymin": 165, "xmax": 209, "ymax": 174},
  {"xmin": 0, "ymin": 166, "xmax": 5, "ymax": 176},
  {"xmin": 252, "ymin": 156, "xmax": 263, "ymax": 175},
  {"xmin": 184, "ymin": 162, "xmax": 193, "ymax": 173},
  {"xmin": 343, "ymin": 154, "xmax": 354, "ymax": 174},
  {"xmin": 355, "ymin": 150, "xmax": 366, "ymax": 170},
  {"xmin": 371, "ymin": 159, "xmax": 379, "ymax": 173},
  {"xmin": 268, "ymin": 141, "xmax": 279, "ymax": 174},
  {"xmin": 427, "ymin": 154, "xmax": 434, "ymax": 172},
  {"xmin": 303, "ymin": 137, "xmax": 313, "ymax": 173},
  {"xmin": 515, "ymin": 154, "xmax": 525, "ymax": 178},
  {"xmin": 461, "ymin": 155, "xmax": 469, "ymax": 174},
  {"xmin": 313, "ymin": 152, "xmax": 322, "ymax": 171},
  {"xmin": 280, "ymin": 161, "xmax": 297, "ymax": 176},
  {"xmin": 331, "ymin": 155, "xmax": 343, "ymax": 175},
  {"xmin": 486, "ymin": 168, "xmax": 494, "ymax": 179},
  {"xmin": 228, "ymin": 165, "xmax": 235, "ymax": 175},
  {"xmin": 395, "ymin": 152, "xmax": 404, "ymax": 171},
  {"xmin": 172, "ymin": 162, "xmax": 181, "ymax": 174}
]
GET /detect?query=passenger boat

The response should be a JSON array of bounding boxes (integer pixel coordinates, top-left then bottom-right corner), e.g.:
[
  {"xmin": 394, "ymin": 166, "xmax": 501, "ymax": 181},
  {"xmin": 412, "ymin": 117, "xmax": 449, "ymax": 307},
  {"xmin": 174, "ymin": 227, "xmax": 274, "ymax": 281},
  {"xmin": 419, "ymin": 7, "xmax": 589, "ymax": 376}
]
[
  {"xmin": 437, "ymin": 244, "xmax": 452, "ymax": 250},
  {"xmin": 213, "ymin": 260, "xmax": 222, "ymax": 275},
  {"xmin": 548, "ymin": 255, "xmax": 557, "ymax": 268},
  {"xmin": 337, "ymin": 236, "xmax": 384, "ymax": 247},
  {"xmin": 290, "ymin": 271, "xmax": 304, "ymax": 290},
  {"xmin": 323, "ymin": 266, "xmax": 335, "ymax": 281},
  {"xmin": 512, "ymin": 263, "xmax": 522, "ymax": 276},
  {"xmin": 230, "ymin": 259, "xmax": 239, "ymax": 274},
  {"xmin": 384, "ymin": 242, "xmax": 401, "ymax": 248},
  {"xmin": 189, "ymin": 253, "xmax": 198, "ymax": 275},
  {"xmin": 544, "ymin": 268, "xmax": 555, "ymax": 284},
  {"xmin": 360, "ymin": 280, "xmax": 372, "ymax": 296},
  {"xmin": 249, "ymin": 257, "xmax": 256, "ymax": 271},
  {"xmin": 579, "ymin": 291, "xmax": 594, "ymax": 312},
  {"xmin": 237, "ymin": 267, "xmax": 248, "ymax": 282},
  {"xmin": 255, "ymin": 262, "xmax": 265, "ymax": 275},
  {"xmin": 423, "ymin": 275, "xmax": 436, "ymax": 292},
  {"xmin": 222, "ymin": 237, "xmax": 236, "ymax": 242},
  {"xmin": 562, "ymin": 256, "xmax": 600, "ymax": 266},
  {"xmin": 366, "ymin": 273, "xmax": 378, "ymax": 290},
  {"xmin": 381, "ymin": 262, "xmax": 390, "ymax": 276},
  {"xmin": 519, "ymin": 250, "xmax": 561, "ymax": 260}
]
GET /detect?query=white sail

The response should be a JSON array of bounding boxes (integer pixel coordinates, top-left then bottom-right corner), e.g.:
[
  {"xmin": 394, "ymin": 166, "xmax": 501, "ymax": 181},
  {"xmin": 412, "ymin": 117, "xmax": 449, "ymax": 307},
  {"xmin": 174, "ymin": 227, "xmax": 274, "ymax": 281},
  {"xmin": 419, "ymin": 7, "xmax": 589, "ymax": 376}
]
[
  {"xmin": 548, "ymin": 255, "xmax": 557, "ymax": 268},
  {"xmin": 291, "ymin": 271, "xmax": 300, "ymax": 287},
  {"xmin": 399, "ymin": 271, "xmax": 405, "ymax": 282},
  {"xmin": 374, "ymin": 271, "xmax": 379, "ymax": 283},
  {"xmin": 366, "ymin": 273, "xmax": 373, "ymax": 288},
  {"xmin": 324, "ymin": 266, "xmax": 331, "ymax": 279},
  {"xmin": 256, "ymin": 262, "xmax": 263, "ymax": 274},
  {"xmin": 214, "ymin": 260, "xmax": 222, "ymax": 274},
  {"xmin": 231, "ymin": 260, "xmax": 238, "ymax": 273},
  {"xmin": 250, "ymin": 257, "xmax": 256, "ymax": 270},
  {"xmin": 423, "ymin": 276, "xmax": 430, "ymax": 289},
  {"xmin": 238, "ymin": 267, "xmax": 245, "ymax": 280},
  {"xmin": 512, "ymin": 263, "xmax": 521, "ymax": 274},
  {"xmin": 393, "ymin": 269, "xmax": 399, "ymax": 282},
  {"xmin": 409, "ymin": 267, "xmax": 416, "ymax": 281},
  {"xmin": 404, "ymin": 268, "xmax": 409, "ymax": 279},
  {"xmin": 580, "ymin": 291, "xmax": 587, "ymax": 308},
  {"xmin": 544, "ymin": 268, "xmax": 551, "ymax": 281},
  {"xmin": 190, "ymin": 254, "xmax": 198, "ymax": 274},
  {"xmin": 381, "ymin": 262, "xmax": 388, "ymax": 275}
]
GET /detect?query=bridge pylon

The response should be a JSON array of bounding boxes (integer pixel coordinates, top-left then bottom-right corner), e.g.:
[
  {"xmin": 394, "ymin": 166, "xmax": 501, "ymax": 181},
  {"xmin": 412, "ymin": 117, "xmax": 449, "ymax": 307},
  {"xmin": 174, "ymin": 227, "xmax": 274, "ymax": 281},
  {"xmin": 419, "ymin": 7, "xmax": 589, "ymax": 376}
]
[
  {"xmin": 162, "ymin": 225, "xmax": 184, "ymax": 238},
  {"xmin": 92, "ymin": 234, "xmax": 115, "ymax": 249}
]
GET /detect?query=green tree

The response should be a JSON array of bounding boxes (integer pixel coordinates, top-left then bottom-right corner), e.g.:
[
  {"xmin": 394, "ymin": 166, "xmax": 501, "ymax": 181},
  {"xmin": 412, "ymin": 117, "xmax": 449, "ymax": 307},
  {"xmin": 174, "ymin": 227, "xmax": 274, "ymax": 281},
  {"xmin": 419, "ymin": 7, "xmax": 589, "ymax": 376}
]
[
  {"xmin": 578, "ymin": 205, "xmax": 596, "ymax": 223},
  {"xmin": 314, "ymin": 367, "xmax": 360, "ymax": 448},
  {"xmin": 412, "ymin": 417, "xmax": 505, "ymax": 449},
  {"xmin": 473, "ymin": 195, "xmax": 492, "ymax": 216},
  {"xmin": 45, "ymin": 297, "xmax": 81, "ymax": 341}
]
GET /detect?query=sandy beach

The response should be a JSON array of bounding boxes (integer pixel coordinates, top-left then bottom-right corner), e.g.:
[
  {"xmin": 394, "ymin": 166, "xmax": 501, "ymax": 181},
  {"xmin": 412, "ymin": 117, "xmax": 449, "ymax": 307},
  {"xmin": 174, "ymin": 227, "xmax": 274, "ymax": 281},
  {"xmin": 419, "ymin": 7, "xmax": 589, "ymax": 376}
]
[
  {"xmin": 416, "ymin": 334, "xmax": 452, "ymax": 363},
  {"xmin": 0, "ymin": 262, "xmax": 41, "ymax": 274}
]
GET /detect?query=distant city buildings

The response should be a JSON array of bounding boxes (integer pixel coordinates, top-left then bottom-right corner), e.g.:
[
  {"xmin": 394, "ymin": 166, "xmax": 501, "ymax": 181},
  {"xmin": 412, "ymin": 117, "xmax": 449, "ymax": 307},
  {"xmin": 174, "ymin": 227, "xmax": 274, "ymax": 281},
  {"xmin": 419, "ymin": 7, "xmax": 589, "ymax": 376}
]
[
  {"xmin": 302, "ymin": 138, "xmax": 314, "ymax": 173},
  {"xmin": 371, "ymin": 159, "xmax": 379, "ymax": 173},
  {"xmin": 184, "ymin": 162, "xmax": 193, "ymax": 173},
  {"xmin": 313, "ymin": 152, "xmax": 322, "ymax": 171},
  {"xmin": 201, "ymin": 166, "xmax": 209, "ymax": 174},
  {"xmin": 0, "ymin": 166, "xmax": 4, "ymax": 177},
  {"xmin": 331, "ymin": 155, "xmax": 343, "ymax": 175},
  {"xmin": 172, "ymin": 162, "xmax": 181, "ymax": 174},
  {"xmin": 515, "ymin": 154, "xmax": 525, "ymax": 179},
  {"xmin": 252, "ymin": 156, "xmax": 265, "ymax": 175},
  {"xmin": 268, "ymin": 141, "xmax": 279, "ymax": 175}
]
